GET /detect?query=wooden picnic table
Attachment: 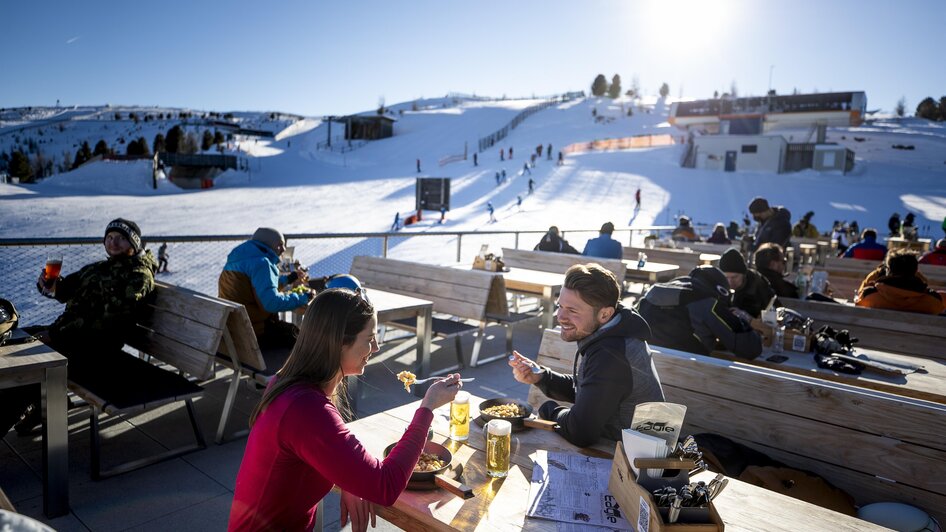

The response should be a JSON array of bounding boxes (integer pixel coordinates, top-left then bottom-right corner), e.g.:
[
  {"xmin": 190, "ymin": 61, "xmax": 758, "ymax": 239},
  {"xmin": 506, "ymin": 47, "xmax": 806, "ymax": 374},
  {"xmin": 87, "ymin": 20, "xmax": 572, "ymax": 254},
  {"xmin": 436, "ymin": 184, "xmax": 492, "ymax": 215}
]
[
  {"xmin": 886, "ymin": 237, "xmax": 931, "ymax": 253},
  {"xmin": 0, "ymin": 330, "xmax": 69, "ymax": 517},
  {"xmin": 447, "ymin": 264, "xmax": 562, "ymax": 330},
  {"xmin": 622, "ymin": 259, "xmax": 679, "ymax": 283},
  {"xmin": 345, "ymin": 393, "xmax": 885, "ymax": 531},
  {"xmin": 713, "ymin": 344, "xmax": 946, "ymax": 406}
]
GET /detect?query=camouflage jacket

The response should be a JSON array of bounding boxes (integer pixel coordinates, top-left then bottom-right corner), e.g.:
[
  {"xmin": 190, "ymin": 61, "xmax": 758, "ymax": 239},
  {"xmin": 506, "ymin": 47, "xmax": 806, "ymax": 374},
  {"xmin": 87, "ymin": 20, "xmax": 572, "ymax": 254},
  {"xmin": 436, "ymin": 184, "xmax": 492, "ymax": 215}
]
[{"xmin": 49, "ymin": 250, "xmax": 158, "ymax": 352}]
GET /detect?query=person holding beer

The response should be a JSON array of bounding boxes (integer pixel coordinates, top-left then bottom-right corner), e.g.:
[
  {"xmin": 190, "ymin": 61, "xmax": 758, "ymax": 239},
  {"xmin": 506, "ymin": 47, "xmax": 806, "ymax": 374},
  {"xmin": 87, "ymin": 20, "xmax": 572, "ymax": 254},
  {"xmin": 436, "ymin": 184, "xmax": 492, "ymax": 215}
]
[
  {"xmin": 1, "ymin": 218, "xmax": 158, "ymax": 436},
  {"xmin": 230, "ymin": 289, "xmax": 463, "ymax": 532},
  {"xmin": 218, "ymin": 227, "xmax": 312, "ymax": 349},
  {"xmin": 508, "ymin": 263, "xmax": 665, "ymax": 447}
]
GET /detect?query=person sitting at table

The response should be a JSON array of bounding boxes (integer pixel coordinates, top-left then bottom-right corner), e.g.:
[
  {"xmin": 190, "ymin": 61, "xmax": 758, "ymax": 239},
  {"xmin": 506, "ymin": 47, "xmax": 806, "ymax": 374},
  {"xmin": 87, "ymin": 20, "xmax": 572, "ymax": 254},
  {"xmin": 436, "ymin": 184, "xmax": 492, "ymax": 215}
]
[
  {"xmin": 534, "ymin": 225, "xmax": 580, "ymax": 254},
  {"xmin": 508, "ymin": 263, "xmax": 665, "ymax": 447},
  {"xmin": 842, "ymin": 228, "xmax": 887, "ymax": 261},
  {"xmin": 1, "ymin": 218, "xmax": 158, "ymax": 437},
  {"xmin": 748, "ymin": 196, "xmax": 792, "ymax": 252},
  {"xmin": 219, "ymin": 227, "xmax": 312, "ymax": 349},
  {"xmin": 706, "ymin": 223, "xmax": 732, "ymax": 245},
  {"xmin": 582, "ymin": 222, "xmax": 623, "ymax": 259},
  {"xmin": 919, "ymin": 238, "xmax": 946, "ymax": 266},
  {"xmin": 754, "ymin": 243, "xmax": 799, "ymax": 299},
  {"xmin": 792, "ymin": 211, "xmax": 819, "ymax": 239},
  {"xmin": 718, "ymin": 248, "xmax": 777, "ymax": 319},
  {"xmin": 671, "ymin": 215, "xmax": 699, "ymax": 242},
  {"xmin": 229, "ymin": 289, "xmax": 462, "ymax": 531},
  {"xmin": 854, "ymin": 249, "xmax": 945, "ymax": 314},
  {"xmin": 635, "ymin": 265, "xmax": 763, "ymax": 360}
]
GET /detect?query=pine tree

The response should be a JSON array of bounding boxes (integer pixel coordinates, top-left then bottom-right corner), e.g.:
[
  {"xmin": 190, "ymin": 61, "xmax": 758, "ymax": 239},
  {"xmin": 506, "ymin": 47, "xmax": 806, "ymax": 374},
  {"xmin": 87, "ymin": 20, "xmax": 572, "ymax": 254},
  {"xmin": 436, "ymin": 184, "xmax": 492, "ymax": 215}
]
[
  {"xmin": 591, "ymin": 74, "xmax": 608, "ymax": 97},
  {"xmin": 659, "ymin": 83, "xmax": 670, "ymax": 98},
  {"xmin": 137, "ymin": 136, "xmax": 150, "ymax": 156},
  {"xmin": 938, "ymin": 96, "xmax": 946, "ymax": 122},
  {"xmin": 608, "ymin": 74, "xmax": 622, "ymax": 99},
  {"xmin": 153, "ymin": 133, "xmax": 166, "ymax": 154},
  {"xmin": 895, "ymin": 97, "xmax": 906, "ymax": 117},
  {"xmin": 201, "ymin": 130, "xmax": 214, "ymax": 151},
  {"xmin": 213, "ymin": 130, "xmax": 225, "ymax": 146},
  {"xmin": 166, "ymin": 125, "xmax": 183, "ymax": 153},
  {"xmin": 73, "ymin": 141, "xmax": 92, "ymax": 169},
  {"xmin": 9, "ymin": 150, "xmax": 33, "ymax": 181},
  {"xmin": 93, "ymin": 139, "xmax": 109, "ymax": 157},
  {"xmin": 180, "ymin": 132, "xmax": 198, "ymax": 154},
  {"xmin": 916, "ymin": 97, "xmax": 939, "ymax": 120}
]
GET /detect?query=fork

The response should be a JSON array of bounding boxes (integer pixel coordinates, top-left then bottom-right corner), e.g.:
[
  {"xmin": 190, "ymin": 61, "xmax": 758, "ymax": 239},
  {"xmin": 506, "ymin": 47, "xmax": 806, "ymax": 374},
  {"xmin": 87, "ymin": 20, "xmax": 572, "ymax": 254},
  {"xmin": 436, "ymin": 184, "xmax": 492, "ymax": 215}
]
[{"xmin": 411, "ymin": 377, "xmax": 475, "ymax": 386}]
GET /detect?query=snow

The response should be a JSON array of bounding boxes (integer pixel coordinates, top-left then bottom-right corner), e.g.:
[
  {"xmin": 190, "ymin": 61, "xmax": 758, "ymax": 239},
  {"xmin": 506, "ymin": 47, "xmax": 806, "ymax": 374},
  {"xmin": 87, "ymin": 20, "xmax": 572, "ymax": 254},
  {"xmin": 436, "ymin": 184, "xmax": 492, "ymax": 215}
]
[{"xmin": 2, "ymin": 95, "xmax": 945, "ymax": 243}]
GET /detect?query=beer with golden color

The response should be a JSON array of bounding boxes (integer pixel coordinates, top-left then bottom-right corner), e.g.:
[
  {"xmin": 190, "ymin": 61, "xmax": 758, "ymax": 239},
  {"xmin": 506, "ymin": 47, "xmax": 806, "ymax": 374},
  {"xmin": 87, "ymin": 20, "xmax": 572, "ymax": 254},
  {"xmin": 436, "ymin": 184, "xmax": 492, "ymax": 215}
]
[{"xmin": 486, "ymin": 419, "xmax": 511, "ymax": 478}]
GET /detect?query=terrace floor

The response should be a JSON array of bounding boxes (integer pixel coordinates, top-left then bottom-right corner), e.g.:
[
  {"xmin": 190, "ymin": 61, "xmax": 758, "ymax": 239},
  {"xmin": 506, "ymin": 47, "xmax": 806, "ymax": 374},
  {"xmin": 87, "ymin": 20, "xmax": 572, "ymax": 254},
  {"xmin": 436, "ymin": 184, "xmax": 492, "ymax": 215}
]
[{"xmin": 2, "ymin": 319, "xmax": 546, "ymax": 531}]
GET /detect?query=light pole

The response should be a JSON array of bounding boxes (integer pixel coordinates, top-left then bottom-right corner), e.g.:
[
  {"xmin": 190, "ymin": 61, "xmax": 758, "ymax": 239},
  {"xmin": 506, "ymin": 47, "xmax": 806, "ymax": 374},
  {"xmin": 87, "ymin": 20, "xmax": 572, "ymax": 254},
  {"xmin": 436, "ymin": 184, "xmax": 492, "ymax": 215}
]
[{"xmin": 768, "ymin": 65, "xmax": 775, "ymax": 93}]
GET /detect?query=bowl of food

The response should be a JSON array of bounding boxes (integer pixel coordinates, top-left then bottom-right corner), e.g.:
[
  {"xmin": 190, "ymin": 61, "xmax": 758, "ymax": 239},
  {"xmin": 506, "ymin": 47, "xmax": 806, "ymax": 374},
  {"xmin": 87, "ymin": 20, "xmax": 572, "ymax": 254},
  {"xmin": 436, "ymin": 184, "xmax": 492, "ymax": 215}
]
[
  {"xmin": 478, "ymin": 398, "xmax": 558, "ymax": 431},
  {"xmin": 383, "ymin": 440, "xmax": 473, "ymax": 498}
]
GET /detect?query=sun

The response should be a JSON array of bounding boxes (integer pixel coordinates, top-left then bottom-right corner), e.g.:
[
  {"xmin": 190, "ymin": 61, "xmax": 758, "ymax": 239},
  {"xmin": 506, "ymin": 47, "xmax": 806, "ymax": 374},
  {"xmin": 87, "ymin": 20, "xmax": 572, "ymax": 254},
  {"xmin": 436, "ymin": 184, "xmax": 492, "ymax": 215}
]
[{"xmin": 630, "ymin": 0, "xmax": 736, "ymax": 59}]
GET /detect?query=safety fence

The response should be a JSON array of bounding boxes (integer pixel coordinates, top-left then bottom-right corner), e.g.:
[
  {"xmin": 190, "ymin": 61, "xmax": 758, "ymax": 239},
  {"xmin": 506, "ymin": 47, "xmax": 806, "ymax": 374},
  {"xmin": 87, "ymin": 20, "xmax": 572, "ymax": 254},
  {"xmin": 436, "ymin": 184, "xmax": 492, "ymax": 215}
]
[
  {"xmin": 476, "ymin": 98, "xmax": 562, "ymax": 153},
  {"xmin": 562, "ymin": 134, "xmax": 677, "ymax": 155},
  {"xmin": 1, "ymin": 227, "xmax": 672, "ymax": 327}
]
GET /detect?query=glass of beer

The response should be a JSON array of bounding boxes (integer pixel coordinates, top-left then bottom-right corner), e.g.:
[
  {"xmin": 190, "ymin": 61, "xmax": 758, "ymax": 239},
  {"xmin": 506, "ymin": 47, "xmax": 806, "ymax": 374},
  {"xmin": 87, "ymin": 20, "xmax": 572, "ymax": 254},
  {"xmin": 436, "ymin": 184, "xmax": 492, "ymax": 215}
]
[
  {"xmin": 449, "ymin": 391, "xmax": 470, "ymax": 441},
  {"xmin": 485, "ymin": 419, "xmax": 511, "ymax": 478},
  {"xmin": 44, "ymin": 254, "xmax": 63, "ymax": 288}
]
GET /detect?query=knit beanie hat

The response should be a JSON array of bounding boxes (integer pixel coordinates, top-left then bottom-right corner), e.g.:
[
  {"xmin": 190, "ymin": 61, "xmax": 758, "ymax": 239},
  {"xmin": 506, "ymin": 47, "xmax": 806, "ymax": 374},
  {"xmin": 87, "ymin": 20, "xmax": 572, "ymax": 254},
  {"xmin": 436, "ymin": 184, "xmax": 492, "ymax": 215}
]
[
  {"xmin": 104, "ymin": 218, "xmax": 142, "ymax": 253},
  {"xmin": 252, "ymin": 227, "xmax": 285, "ymax": 252},
  {"xmin": 748, "ymin": 197, "xmax": 770, "ymax": 214},
  {"xmin": 719, "ymin": 248, "xmax": 748, "ymax": 274},
  {"xmin": 937, "ymin": 238, "xmax": 946, "ymax": 250}
]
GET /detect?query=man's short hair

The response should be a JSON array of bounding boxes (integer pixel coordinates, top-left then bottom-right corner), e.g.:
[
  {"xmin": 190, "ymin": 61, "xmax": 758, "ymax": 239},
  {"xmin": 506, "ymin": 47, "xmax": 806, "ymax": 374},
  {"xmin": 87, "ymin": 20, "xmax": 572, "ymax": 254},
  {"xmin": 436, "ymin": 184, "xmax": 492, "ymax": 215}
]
[
  {"xmin": 564, "ymin": 263, "xmax": 620, "ymax": 310},
  {"xmin": 862, "ymin": 228, "xmax": 877, "ymax": 240},
  {"xmin": 600, "ymin": 222, "xmax": 615, "ymax": 235},
  {"xmin": 885, "ymin": 248, "xmax": 919, "ymax": 277},
  {"xmin": 754, "ymin": 243, "xmax": 784, "ymax": 270}
]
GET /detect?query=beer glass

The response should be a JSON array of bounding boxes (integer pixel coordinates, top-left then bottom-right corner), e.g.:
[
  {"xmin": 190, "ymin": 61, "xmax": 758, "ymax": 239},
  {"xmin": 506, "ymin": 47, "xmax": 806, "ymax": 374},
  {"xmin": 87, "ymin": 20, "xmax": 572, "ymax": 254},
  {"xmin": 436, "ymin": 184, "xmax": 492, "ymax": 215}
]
[
  {"xmin": 449, "ymin": 391, "xmax": 470, "ymax": 441},
  {"xmin": 486, "ymin": 419, "xmax": 511, "ymax": 478},
  {"xmin": 44, "ymin": 254, "xmax": 63, "ymax": 289}
]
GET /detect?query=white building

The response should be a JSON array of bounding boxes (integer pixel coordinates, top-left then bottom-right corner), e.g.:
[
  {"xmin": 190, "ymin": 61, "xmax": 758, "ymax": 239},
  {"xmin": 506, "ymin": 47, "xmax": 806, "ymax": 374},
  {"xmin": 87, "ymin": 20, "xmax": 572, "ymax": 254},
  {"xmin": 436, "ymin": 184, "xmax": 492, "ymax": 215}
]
[{"xmin": 691, "ymin": 135, "xmax": 787, "ymax": 173}]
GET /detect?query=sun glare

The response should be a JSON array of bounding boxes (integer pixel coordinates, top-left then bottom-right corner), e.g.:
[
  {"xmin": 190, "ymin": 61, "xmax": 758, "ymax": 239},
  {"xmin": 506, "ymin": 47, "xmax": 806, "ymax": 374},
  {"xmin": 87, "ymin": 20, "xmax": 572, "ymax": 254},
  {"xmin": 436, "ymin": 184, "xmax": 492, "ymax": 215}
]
[{"xmin": 631, "ymin": 0, "xmax": 736, "ymax": 59}]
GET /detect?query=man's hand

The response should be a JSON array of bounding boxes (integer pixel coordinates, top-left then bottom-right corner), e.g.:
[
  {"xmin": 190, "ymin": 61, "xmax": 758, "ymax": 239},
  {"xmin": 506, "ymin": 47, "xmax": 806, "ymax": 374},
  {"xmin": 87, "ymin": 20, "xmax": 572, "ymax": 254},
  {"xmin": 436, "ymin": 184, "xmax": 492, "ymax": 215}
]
[
  {"xmin": 730, "ymin": 307, "xmax": 753, "ymax": 324},
  {"xmin": 36, "ymin": 269, "xmax": 57, "ymax": 298},
  {"xmin": 340, "ymin": 490, "xmax": 376, "ymax": 532},
  {"xmin": 508, "ymin": 350, "xmax": 543, "ymax": 385}
]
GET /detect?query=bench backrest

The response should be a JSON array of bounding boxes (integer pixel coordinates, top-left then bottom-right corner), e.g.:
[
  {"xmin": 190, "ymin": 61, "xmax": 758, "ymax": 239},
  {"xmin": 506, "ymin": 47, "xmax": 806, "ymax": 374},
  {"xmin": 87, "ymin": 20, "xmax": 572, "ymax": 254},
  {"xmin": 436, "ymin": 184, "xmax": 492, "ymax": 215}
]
[
  {"xmin": 501, "ymin": 248, "xmax": 625, "ymax": 283},
  {"xmin": 130, "ymin": 282, "xmax": 232, "ymax": 381},
  {"xmin": 351, "ymin": 256, "xmax": 506, "ymax": 320},
  {"xmin": 217, "ymin": 300, "xmax": 266, "ymax": 372},
  {"xmin": 529, "ymin": 328, "xmax": 946, "ymax": 524},
  {"xmin": 785, "ymin": 298, "xmax": 946, "ymax": 362}
]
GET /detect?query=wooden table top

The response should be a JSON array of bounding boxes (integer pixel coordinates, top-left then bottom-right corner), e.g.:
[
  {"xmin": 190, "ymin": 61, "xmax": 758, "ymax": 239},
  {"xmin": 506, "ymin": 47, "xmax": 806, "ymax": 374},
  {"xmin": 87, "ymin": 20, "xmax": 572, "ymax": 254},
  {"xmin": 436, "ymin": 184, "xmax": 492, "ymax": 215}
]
[
  {"xmin": 0, "ymin": 331, "xmax": 67, "ymax": 380},
  {"xmin": 367, "ymin": 288, "xmax": 434, "ymax": 314},
  {"xmin": 713, "ymin": 345, "xmax": 946, "ymax": 405},
  {"xmin": 346, "ymin": 393, "xmax": 884, "ymax": 531}
]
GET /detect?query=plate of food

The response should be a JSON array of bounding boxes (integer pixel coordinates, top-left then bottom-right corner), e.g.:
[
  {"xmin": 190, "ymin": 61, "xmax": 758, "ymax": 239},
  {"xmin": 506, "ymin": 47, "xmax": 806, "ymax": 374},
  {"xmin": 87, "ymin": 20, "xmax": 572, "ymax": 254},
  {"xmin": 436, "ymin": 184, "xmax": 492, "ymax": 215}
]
[{"xmin": 383, "ymin": 441, "xmax": 473, "ymax": 498}]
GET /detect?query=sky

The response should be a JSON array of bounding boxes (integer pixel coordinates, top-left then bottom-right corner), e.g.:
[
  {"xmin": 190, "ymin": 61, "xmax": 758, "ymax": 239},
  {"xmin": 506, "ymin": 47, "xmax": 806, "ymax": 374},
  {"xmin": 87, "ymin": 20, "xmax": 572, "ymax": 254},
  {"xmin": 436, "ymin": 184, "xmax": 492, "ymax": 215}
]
[{"xmin": 1, "ymin": 0, "xmax": 944, "ymax": 117}]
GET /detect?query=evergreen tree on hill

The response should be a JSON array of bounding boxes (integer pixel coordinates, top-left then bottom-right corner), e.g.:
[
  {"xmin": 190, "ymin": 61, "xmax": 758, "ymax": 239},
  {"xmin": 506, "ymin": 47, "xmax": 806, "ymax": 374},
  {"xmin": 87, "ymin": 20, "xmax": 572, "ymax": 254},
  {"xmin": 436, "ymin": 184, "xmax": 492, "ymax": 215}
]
[
  {"xmin": 608, "ymin": 74, "xmax": 622, "ymax": 99},
  {"xmin": 72, "ymin": 141, "xmax": 92, "ymax": 169},
  {"xmin": 137, "ymin": 136, "xmax": 150, "ymax": 156},
  {"xmin": 153, "ymin": 133, "xmax": 166, "ymax": 154},
  {"xmin": 93, "ymin": 139, "xmax": 109, "ymax": 157},
  {"xmin": 213, "ymin": 130, "xmax": 225, "ymax": 146},
  {"xmin": 659, "ymin": 83, "xmax": 670, "ymax": 98},
  {"xmin": 201, "ymin": 130, "xmax": 214, "ymax": 151},
  {"xmin": 915, "ymin": 97, "xmax": 941, "ymax": 121},
  {"xmin": 591, "ymin": 74, "xmax": 608, "ymax": 97},
  {"xmin": 9, "ymin": 150, "xmax": 34, "ymax": 182},
  {"xmin": 166, "ymin": 125, "xmax": 183, "ymax": 153}
]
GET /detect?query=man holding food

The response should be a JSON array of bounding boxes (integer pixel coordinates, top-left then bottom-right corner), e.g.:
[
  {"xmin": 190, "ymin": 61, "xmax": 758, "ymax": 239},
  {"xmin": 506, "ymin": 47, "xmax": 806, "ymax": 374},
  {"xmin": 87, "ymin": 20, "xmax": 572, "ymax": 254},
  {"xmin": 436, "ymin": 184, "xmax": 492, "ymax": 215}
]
[
  {"xmin": 219, "ymin": 227, "xmax": 312, "ymax": 349},
  {"xmin": 508, "ymin": 263, "xmax": 665, "ymax": 447}
]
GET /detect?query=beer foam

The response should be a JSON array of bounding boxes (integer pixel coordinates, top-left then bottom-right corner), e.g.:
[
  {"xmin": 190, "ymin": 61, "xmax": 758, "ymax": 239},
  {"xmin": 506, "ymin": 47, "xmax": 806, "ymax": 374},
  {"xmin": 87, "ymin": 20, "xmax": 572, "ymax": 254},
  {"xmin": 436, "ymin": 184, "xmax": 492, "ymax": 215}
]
[
  {"xmin": 487, "ymin": 419, "xmax": 511, "ymax": 436},
  {"xmin": 453, "ymin": 391, "xmax": 469, "ymax": 404}
]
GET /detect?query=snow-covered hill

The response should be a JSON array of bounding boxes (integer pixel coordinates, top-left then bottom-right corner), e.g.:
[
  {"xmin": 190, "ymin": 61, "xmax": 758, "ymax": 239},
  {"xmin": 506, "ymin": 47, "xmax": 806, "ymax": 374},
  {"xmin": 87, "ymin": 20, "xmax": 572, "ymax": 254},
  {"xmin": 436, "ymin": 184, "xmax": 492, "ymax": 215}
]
[{"xmin": 2, "ymin": 96, "xmax": 945, "ymax": 241}]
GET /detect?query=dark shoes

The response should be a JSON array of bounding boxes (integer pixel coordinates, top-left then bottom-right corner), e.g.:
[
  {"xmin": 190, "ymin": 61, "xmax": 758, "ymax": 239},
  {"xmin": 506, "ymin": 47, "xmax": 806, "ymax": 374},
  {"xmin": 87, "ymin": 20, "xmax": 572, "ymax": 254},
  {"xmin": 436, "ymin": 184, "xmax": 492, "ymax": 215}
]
[{"xmin": 14, "ymin": 404, "xmax": 43, "ymax": 436}]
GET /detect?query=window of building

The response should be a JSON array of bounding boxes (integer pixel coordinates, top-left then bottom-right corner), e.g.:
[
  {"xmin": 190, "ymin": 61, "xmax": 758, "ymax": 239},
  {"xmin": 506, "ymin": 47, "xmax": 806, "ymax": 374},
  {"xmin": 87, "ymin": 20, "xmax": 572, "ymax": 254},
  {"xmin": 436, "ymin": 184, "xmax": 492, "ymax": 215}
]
[{"xmin": 741, "ymin": 145, "xmax": 758, "ymax": 153}]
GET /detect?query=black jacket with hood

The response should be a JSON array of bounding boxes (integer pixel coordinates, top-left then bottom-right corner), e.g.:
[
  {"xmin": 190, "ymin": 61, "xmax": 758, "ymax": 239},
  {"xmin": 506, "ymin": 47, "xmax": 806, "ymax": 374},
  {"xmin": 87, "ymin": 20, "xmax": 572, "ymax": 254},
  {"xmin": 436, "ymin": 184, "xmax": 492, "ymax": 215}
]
[
  {"xmin": 753, "ymin": 206, "xmax": 793, "ymax": 251},
  {"xmin": 535, "ymin": 305, "xmax": 665, "ymax": 447}
]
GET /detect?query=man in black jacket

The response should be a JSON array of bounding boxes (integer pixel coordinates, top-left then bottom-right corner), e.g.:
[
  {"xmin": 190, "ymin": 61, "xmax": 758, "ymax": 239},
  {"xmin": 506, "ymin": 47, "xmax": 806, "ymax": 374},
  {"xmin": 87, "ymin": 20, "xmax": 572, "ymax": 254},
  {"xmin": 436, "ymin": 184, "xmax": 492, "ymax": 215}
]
[
  {"xmin": 718, "ymin": 248, "xmax": 777, "ymax": 318},
  {"xmin": 534, "ymin": 225, "xmax": 580, "ymax": 254},
  {"xmin": 748, "ymin": 196, "xmax": 792, "ymax": 252},
  {"xmin": 508, "ymin": 263, "xmax": 664, "ymax": 447},
  {"xmin": 635, "ymin": 265, "xmax": 763, "ymax": 359},
  {"xmin": 754, "ymin": 243, "xmax": 799, "ymax": 299}
]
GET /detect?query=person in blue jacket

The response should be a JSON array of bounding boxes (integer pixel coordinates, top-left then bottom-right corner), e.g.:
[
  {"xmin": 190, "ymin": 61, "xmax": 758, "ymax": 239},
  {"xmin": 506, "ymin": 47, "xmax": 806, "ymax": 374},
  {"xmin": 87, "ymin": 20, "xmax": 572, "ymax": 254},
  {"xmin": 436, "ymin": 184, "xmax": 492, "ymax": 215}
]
[
  {"xmin": 843, "ymin": 228, "xmax": 887, "ymax": 261},
  {"xmin": 219, "ymin": 227, "xmax": 312, "ymax": 348},
  {"xmin": 582, "ymin": 222, "xmax": 623, "ymax": 259}
]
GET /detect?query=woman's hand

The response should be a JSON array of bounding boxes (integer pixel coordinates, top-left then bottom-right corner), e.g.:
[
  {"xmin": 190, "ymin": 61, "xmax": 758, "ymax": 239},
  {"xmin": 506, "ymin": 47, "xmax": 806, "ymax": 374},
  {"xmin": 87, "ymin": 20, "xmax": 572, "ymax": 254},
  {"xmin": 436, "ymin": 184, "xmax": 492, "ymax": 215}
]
[
  {"xmin": 340, "ymin": 490, "xmax": 376, "ymax": 532},
  {"xmin": 508, "ymin": 350, "xmax": 543, "ymax": 385},
  {"xmin": 419, "ymin": 373, "xmax": 461, "ymax": 410}
]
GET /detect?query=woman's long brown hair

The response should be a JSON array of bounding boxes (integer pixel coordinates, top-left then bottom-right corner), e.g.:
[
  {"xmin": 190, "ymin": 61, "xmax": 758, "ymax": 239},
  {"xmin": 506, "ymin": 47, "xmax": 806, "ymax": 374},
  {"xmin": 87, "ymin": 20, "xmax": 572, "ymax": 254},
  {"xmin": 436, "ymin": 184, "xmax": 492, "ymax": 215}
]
[{"xmin": 249, "ymin": 288, "xmax": 374, "ymax": 426}]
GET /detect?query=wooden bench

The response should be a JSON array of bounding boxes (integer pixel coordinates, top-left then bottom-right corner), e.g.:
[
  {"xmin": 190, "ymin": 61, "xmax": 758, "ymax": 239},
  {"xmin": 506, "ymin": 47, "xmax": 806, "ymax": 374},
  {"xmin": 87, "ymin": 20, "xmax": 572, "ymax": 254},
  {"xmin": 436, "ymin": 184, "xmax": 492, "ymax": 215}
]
[
  {"xmin": 351, "ymin": 256, "xmax": 529, "ymax": 370},
  {"xmin": 529, "ymin": 328, "xmax": 946, "ymax": 525},
  {"xmin": 784, "ymin": 298, "xmax": 946, "ymax": 363},
  {"xmin": 72, "ymin": 281, "xmax": 228, "ymax": 479},
  {"xmin": 501, "ymin": 247, "xmax": 626, "ymax": 284}
]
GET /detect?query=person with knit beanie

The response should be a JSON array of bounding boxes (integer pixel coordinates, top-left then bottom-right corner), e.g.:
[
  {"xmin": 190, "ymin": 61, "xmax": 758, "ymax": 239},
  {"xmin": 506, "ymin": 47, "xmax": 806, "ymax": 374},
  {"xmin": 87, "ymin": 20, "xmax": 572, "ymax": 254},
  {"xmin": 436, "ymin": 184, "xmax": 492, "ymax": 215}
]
[
  {"xmin": 718, "ymin": 248, "xmax": 777, "ymax": 319},
  {"xmin": 219, "ymin": 227, "xmax": 312, "ymax": 348},
  {"xmin": 747, "ymin": 196, "xmax": 792, "ymax": 252}
]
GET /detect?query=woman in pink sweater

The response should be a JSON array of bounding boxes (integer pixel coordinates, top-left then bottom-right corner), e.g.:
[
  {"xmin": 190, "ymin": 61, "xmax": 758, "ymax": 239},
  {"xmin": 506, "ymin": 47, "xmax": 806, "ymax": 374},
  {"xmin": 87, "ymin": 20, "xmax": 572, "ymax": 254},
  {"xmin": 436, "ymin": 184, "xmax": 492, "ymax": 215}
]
[{"xmin": 229, "ymin": 288, "xmax": 462, "ymax": 531}]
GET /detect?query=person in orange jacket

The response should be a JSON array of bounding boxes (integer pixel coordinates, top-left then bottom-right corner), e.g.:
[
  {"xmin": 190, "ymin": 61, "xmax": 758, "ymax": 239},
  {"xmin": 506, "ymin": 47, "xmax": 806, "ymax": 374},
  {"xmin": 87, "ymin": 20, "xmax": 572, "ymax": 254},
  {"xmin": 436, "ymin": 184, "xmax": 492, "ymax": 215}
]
[{"xmin": 854, "ymin": 249, "xmax": 945, "ymax": 314}]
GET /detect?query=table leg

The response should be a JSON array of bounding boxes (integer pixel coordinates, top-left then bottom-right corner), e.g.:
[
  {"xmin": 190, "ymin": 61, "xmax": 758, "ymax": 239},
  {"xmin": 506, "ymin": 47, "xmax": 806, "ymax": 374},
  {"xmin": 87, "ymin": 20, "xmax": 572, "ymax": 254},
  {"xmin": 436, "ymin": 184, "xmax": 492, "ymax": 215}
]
[
  {"xmin": 42, "ymin": 365, "xmax": 69, "ymax": 517},
  {"xmin": 414, "ymin": 307, "xmax": 432, "ymax": 398}
]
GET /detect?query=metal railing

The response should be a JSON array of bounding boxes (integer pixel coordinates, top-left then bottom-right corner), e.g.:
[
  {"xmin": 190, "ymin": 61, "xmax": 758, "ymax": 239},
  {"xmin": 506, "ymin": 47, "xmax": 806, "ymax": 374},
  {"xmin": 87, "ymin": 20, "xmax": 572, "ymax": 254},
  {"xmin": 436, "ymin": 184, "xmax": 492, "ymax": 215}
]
[{"xmin": 0, "ymin": 226, "xmax": 673, "ymax": 327}]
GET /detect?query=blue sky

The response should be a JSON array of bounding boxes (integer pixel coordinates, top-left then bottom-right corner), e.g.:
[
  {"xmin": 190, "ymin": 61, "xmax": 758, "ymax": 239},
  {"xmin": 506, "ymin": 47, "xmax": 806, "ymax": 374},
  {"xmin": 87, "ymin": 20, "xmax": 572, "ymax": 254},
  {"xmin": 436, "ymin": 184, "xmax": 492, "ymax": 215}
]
[{"xmin": 2, "ymin": 0, "xmax": 943, "ymax": 116}]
